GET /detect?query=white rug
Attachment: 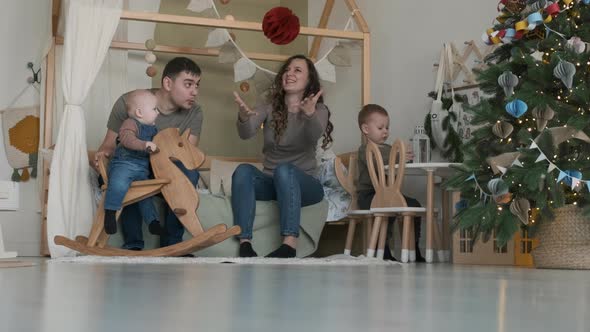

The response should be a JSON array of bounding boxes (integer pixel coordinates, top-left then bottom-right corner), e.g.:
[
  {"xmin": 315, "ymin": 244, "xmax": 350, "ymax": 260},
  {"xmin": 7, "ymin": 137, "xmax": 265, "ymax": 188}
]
[{"xmin": 50, "ymin": 254, "xmax": 399, "ymax": 266}]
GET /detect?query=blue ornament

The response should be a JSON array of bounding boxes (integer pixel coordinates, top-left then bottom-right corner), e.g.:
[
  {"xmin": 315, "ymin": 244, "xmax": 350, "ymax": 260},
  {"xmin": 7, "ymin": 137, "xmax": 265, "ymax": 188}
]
[
  {"xmin": 563, "ymin": 170, "xmax": 583, "ymax": 187},
  {"xmin": 505, "ymin": 99, "xmax": 528, "ymax": 118},
  {"xmin": 584, "ymin": 0, "xmax": 590, "ymax": 5}
]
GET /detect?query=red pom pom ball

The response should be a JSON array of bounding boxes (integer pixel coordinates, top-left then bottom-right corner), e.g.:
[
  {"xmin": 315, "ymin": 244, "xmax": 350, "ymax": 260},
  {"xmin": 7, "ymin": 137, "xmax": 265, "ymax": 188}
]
[{"xmin": 262, "ymin": 7, "xmax": 300, "ymax": 45}]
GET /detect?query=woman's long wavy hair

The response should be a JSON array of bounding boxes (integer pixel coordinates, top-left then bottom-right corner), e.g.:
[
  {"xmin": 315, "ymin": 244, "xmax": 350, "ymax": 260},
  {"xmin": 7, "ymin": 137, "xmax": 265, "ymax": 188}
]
[{"xmin": 269, "ymin": 54, "xmax": 334, "ymax": 149}]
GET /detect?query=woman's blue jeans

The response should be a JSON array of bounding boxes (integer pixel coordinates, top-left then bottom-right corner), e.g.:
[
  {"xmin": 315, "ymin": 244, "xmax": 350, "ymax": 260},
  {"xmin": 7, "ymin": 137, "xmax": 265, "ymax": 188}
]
[{"xmin": 231, "ymin": 163, "xmax": 325, "ymax": 240}]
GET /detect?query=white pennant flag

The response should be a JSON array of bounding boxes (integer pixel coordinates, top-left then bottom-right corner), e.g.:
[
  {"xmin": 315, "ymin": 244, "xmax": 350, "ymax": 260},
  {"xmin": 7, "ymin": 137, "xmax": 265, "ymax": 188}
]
[
  {"xmin": 530, "ymin": 141, "xmax": 539, "ymax": 149},
  {"xmin": 234, "ymin": 57, "xmax": 257, "ymax": 82},
  {"xmin": 497, "ymin": 166, "xmax": 507, "ymax": 174},
  {"xmin": 206, "ymin": 28, "xmax": 231, "ymax": 48},
  {"xmin": 535, "ymin": 153, "xmax": 547, "ymax": 163},
  {"xmin": 512, "ymin": 158, "xmax": 523, "ymax": 167},
  {"xmin": 547, "ymin": 163, "xmax": 557, "ymax": 173},
  {"xmin": 571, "ymin": 177, "xmax": 580, "ymax": 190},
  {"xmin": 187, "ymin": 0, "xmax": 213, "ymax": 12},
  {"xmin": 314, "ymin": 58, "xmax": 336, "ymax": 83}
]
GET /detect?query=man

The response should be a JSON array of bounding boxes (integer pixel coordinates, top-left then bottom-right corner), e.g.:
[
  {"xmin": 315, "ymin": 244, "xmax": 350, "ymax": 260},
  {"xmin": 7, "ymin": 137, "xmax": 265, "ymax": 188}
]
[{"xmin": 95, "ymin": 57, "xmax": 203, "ymax": 250}]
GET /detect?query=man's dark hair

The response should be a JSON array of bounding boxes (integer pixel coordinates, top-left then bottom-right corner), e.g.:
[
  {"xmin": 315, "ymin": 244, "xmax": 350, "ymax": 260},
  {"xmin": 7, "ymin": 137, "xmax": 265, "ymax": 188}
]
[{"xmin": 161, "ymin": 57, "xmax": 201, "ymax": 84}]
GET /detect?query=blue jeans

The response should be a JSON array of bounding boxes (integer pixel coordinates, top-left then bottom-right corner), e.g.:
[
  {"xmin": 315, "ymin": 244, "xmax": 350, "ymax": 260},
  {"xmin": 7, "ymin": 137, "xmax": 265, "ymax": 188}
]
[
  {"xmin": 104, "ymin": 159, "xmax": 158, "ymax": 226},
  {"xmin": 121, "ymin": 160, "xmax": 200, "ymax": 249},
  {"xmin": 231, "ymin": 163, "xmax": 325, "ymax": 240}
]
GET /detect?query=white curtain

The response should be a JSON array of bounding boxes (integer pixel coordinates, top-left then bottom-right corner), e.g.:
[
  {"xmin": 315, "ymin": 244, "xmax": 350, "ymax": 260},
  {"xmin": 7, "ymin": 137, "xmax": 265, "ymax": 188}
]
[{"xmin": 47, "ymin": 0, "xmax": 123, "ymax": 257}]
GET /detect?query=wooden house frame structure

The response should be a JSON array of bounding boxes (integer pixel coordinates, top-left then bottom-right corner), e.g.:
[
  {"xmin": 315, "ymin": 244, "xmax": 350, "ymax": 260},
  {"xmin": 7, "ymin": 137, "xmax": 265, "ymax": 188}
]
[{"xmin": 40, "ymin": 0, "xmax": 371, "ymax": 255}]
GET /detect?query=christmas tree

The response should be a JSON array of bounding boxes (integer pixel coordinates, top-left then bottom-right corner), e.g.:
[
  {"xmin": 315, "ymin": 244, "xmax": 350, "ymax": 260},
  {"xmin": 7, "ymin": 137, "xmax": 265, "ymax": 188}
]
[{"xmin": 446, "ymin": 0, "xmax": 590, "ymax": 246}]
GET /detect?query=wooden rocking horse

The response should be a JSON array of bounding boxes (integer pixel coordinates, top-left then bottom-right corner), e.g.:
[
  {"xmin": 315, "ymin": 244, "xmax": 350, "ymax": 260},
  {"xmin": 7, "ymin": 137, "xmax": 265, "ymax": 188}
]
[{"xmin": 54, "ymin": 128, "xmax": 241, "ymax": 256}]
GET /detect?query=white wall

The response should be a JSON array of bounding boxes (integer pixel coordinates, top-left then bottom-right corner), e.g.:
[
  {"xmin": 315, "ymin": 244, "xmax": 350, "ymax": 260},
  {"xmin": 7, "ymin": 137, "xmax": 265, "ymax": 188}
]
[
  {"xmin": 309, "ymin": 0, "xmax": 497, "ymax": 156},
  {"xmin": 0, "ymin": 0, "xmax": 51, "ymax": 255},
  {"xmin": 309, "ymin": 0, "xmax": 497, "ymax": 250}
]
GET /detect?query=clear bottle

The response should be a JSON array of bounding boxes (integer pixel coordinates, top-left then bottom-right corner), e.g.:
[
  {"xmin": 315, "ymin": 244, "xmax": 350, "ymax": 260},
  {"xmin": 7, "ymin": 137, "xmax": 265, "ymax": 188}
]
[{"xmin": 412, "ymin": 125, "xmax": 430, "ymax": 163}]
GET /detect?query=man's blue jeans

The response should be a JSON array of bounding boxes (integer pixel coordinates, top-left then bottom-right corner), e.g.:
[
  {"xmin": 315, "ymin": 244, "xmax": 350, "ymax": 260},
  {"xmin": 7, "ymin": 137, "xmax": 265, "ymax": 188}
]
[
  {"xmin": 121, "ymin": 161, "xmax": 200, "ymax": 249},
  {"xmin": 231, "ymin": 163, "xmax": 325, "ymax": 240}
]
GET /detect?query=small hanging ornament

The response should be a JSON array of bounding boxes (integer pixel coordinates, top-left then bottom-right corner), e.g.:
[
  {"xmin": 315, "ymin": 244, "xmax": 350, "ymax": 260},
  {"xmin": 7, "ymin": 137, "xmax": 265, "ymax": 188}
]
[
  {"xmin": 566, "ymin": 37, "xmax": 586, "ymax": 54},
  {"xmin": 262, "ymin": 7, "xmax": 300, "ymax": 45},
  {"xmin": 505, "ymin": 99, "xmax": 528, "ymax": 118},
  {"xmin": 553, "ymin": 60, "xmax": 576, "ymax": 89},
  {"xmin": 497, "ymin": 71, "xmax": 518, "ymax": 97},
  {"xmin": 239, "ymin": 81, "xmax": 250, "ymax": 93},
  {"xmin": 145, "ymin": 39, "xmax": 156, "ymax": 51},
  {"xmin": 145, "ymin": 52, "xmax": 157, "ymax": 64},
  {"xmin": 531, "ymin": 105, "xmax": 555, "ymax": 131},
  {"xmin": 509, "ymin": 198, "xmax": 530, "ymax": 225},
  {"xmin": 492, "ymin": 121, "xmax": 514, "ymax": 138},
  {"xmin": 146, "ymin": 66, "xmax": 158, "ymax": 77}
]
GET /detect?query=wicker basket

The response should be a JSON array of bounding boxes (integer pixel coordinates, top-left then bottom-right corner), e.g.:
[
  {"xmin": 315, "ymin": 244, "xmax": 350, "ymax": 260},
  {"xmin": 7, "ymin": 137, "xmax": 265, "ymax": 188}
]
[{"xmin": 532, "ymin": 205, "xmax": 590, "ymax": 269}]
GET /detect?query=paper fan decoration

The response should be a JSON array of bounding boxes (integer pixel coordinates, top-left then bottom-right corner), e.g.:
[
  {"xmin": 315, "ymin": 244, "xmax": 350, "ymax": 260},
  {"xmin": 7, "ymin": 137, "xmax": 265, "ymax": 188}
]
[{"xmin": 262, "ymin": 7, "xmax": 300, "ymax": 45}]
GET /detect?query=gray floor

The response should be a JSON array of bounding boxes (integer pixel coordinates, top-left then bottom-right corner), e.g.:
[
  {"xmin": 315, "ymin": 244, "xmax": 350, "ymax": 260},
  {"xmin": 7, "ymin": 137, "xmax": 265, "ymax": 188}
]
[{"xmin": 1, "ymin": 259, "xmax": 589, "ymax": 332}]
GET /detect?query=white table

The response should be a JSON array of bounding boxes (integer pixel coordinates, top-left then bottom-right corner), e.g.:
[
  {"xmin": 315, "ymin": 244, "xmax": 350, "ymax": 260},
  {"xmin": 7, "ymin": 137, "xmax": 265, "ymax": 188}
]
[{"xmin": 387, "ymin": 162, "xmax": 461, "ymax": 263}]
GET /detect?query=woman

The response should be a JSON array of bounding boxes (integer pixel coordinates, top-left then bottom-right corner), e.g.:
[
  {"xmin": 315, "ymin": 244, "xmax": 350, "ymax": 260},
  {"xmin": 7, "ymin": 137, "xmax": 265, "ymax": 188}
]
[{"xmin": 232, "ymin": 54, "xmax": 334, "ymax": 258}]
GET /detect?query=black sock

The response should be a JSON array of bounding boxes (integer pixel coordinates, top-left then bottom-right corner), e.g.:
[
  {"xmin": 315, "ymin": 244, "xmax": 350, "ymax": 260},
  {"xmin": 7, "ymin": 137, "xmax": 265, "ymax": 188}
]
[
  {"xmin": 148, "ymin": 220, "xmax": 167, "ymax": 236},
  {"xmin": 383, "ymin": 244, "xmax": 397, "ymax": 261},
  {"xmin": 104, "ymin": 209, "xmax": 117, "ymax": 234},
  {"xmin": 415, "ymin": 244, "xmax": 426, "ymax": 262},
  {"xmin": 239, "ymin": 242, "xmax": 258, "ymax": 257},
  {"xmin": 265, "ymin": 244, "xmax": 296, "ymax": 258}
]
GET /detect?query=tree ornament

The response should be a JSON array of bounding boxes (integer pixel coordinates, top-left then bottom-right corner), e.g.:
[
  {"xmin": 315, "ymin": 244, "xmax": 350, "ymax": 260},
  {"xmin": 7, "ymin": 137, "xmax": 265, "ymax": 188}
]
[
  {"xmin": 492, "ymin": 121, "xmax": 514, "ymax": 138},
  {"xmin": 553, "ymin": 60, "xmax": 576, "ymax": 89},
  {"xmin": 566, "ymin": 37, "xmax": 586, "ymax": 54},
  {"xmin": 505, "ymin": 99, "xmax": 528, "ymax": 118},
  {"xmin": 494, "ymin": 192, "xmax": 513, "ymax": 204},
  {"xmin": 488, "ymin": 178, "xmax": 509, "ymax": 196},
  {"xmin": 509, "ymin": 198, "xmax": 530, "ymax": 225},
  {"xmin": 497, "ymin": 71, "xmax": 518, "ymax": 97},
  {"xmin": 504, "ymin": 0, "xmax": 527, "ymax": 12},
  {"xmin": 262, "ymin": 7, "xmax": 300, "ymax": 45},
  {"xmin": 531, "ymin": 105, "xmax": 555, "ymax": 131}
]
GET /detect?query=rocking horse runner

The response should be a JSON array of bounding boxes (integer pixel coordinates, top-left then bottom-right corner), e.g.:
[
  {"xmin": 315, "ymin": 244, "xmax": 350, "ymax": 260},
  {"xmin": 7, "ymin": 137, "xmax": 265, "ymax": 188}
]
[{"xmin": 54, "ymin": 128, "xmax": 241, "ymax": 256}]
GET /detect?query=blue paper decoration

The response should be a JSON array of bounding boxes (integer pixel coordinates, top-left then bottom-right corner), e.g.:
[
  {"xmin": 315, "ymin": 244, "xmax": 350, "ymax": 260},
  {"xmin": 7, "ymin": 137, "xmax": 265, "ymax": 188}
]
[
  {"xmin": 505, "ymin": 99, "xmax": 528, "ymax": 118},
  {"xmin": 563, "ymin": 170, "xmax": 582, "ymax": 187}
]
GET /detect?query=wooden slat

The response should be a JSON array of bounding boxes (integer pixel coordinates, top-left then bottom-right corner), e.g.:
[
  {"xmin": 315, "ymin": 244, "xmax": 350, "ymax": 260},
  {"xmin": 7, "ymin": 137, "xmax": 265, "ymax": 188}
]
[
  {"xmin": 40, "ymin": 40, "xmax": 56, "ymax": 257},
  {"xmin": 52, "ymin": 0, "xmax": 61, "ymax": 37},
  {"xmin": 361, "ymin": 32, "xmax": 371, "ymax": 105},
  {"xmin": 309, "ymin": 0, "xmax": 335, "ymax": 60},
  {"xmin": 55, "ymin": 37, "xmax": 290, "ymax": 62},
  {"xmin": 120, "ymin": 10, "xmax": 365, "ymax": 40},
  {"xmin": 344, "ymin": 0, "xmax": 369, "ymax": 33}
]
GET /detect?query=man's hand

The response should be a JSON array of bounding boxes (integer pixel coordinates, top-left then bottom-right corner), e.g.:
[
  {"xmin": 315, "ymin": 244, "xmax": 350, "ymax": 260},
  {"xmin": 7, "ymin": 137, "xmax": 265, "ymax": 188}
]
[
  {"xmin": 93, "ymin": 149, "xmax": 112, "ymax": 171},
  {"xmin": 233, "ymin": 91, "xmax": 257, "ymax": 122}
]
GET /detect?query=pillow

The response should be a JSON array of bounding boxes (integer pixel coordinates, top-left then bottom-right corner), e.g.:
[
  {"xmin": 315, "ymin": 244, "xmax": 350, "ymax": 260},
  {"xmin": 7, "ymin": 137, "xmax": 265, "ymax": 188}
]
[{"xmin": 209, "ymin": 159, "xmax": 263, "ymax": 196}]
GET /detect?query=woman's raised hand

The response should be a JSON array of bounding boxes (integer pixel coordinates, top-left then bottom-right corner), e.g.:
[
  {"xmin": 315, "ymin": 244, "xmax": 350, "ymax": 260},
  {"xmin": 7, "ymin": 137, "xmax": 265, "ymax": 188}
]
[
  {"xmin": 300, "ymin": 89, "xmax": 323, "ymax": 116},
  {"xmin": 234, "ymin": 91, "xmax": 257, "ymax": 121}
]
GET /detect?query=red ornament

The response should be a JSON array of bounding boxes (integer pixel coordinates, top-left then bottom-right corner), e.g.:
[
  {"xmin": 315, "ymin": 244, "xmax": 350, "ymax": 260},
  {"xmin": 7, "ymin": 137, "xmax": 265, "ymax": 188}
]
[{"xmin": 262, "ymin": 7, "xmax": 300, "ymax": 45}]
